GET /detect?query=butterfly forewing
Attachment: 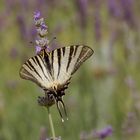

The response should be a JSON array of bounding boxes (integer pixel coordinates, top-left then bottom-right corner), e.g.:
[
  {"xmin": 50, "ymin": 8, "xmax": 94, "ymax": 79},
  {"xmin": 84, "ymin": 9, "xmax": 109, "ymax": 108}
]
[
  {"xmin": 72, "ymin": 45, "xmax": 94, "ymax": 74},
  {"xmin": 20, "ymin": 45, "xmax": 94, "ymax": 90},
  {"xmin": 54, "ymin": 45, "xmax": 93, "ymax": 85},
  {"xmin": 20, "ymin": 55, "xmax": 54, "ymax": 89}
]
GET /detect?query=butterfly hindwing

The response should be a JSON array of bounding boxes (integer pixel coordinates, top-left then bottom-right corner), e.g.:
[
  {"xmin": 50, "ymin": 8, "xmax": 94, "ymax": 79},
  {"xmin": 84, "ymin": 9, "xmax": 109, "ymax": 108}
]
[{"xmin": 20, "ymin": 45, "xmax": 94, "ymax": 90}]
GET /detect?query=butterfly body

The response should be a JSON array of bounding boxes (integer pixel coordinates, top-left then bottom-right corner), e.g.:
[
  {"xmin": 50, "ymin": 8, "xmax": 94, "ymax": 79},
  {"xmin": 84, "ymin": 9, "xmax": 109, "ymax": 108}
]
[{"xmin": 20, "ymin": 45, "xmax": 93, "ymax": 120}]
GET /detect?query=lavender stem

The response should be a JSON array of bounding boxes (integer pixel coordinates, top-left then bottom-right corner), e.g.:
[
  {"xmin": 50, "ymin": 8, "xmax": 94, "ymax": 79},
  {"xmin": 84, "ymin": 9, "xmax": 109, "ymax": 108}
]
[{"xmin": 47, "ymin": 107, "xmax": 56, "ymax": 140}]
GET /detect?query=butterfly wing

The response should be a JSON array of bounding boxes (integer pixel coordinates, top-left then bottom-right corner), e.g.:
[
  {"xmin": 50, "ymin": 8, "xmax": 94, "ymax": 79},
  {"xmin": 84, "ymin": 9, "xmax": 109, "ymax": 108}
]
[
  {"xmin": 51, "ymin": 45, "xmax": 94, "ymax": 86},
  {"xmin": 19, "ymin": 54, "xmax": 54, "ymax": 89},
  {"xmin": 20, "ymin": 45, "xmax": 93, "ymax": 90}
]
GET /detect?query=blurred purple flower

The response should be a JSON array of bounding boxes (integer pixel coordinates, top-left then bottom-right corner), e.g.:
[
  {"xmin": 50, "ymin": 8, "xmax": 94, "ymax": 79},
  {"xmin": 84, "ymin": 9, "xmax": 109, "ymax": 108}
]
[
  {"xmin": 39, "ymin": 127, "xmax": 47, "ymax": 140},
  {"xmin": 29, "ymin": 25, "xmax": 37, "ymax": 41},
  {"xmin": 92, "ymin": 0, "xmax": 101, "ymax": 41},
  {"xmin": 10, "ymin": 47, "xmax": 18, "ymax": 59},
  {"xmin": 94, "ymin": 125, "xmax": 113, "ymax": 139},
  {"xmin": 5, "ymin": 0, "xmax": 16, "ymax": 12},
  {"xmin": 36, "ymin": 0, "xmax": 47, "ymax": 11},
  {"xmin": 76, "ymin": 0, "xmax": 88, "ymax": 29},
  {"xmin": 120, "ymin": 0, "xmax": 135, "ymax": 27},
  {"xmin": 0, "ymin": 12, "xmax": 8, "ymax": 30},
  {"xmin": 16, "ymin": 15, "xmax": 27, "ymax": 41},
  {"xmin": 80, "ymin": 131, "xmax": 88, "ymax": 140},
  {"xmin": 122, "ymin": 112, "xmax": 138, "ymax": 136},
  {"xmin": 20, "ymin": 0, "xmax": 28, "ymax": 10},
  {"xmin": 6, "ymin": 80, "xmax": 18, "ymax": 89},
  {"xmin": 94, "ymin": 11, "xmax": 101, "ymax": 41},
  {"xmin": 125, "ymin": 76, "xmax": 135, "ymax": 89},
  {"xmin": 108, "ymin": 0, "xmax": 121, "ymax": 18}
]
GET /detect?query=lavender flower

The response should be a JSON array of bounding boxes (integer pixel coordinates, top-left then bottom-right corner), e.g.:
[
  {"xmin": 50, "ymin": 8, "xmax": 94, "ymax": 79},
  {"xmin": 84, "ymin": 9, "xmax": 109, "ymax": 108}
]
[
  {"xmin": 20, "ymin": 0, "xmax": 28, "ymax": 10},
  {"xmin": 33, "ymin": 11, "xmax": 49, "ymax": 53},
  {"xmin": 120, "ymin": 0, "xmax": 135, "ymax": 27},
  {"xmin": 94, "ymin": 11, "xmax": 101, "ymax": 41},
  {"xmin": 94, "ymin": 125, "xmax": 113, "ymax": 139},
  {"xmin": 35, "ymin": 46, "xmax": 42, "ymax": 54},
  {"xmin": 16, "ymin": 15, "xmax": 27, "ymax": 41},
  {"xmin": 34, "ymin": 11, "xmax": 41, "ymax": 21},
  {"xmin": 35, "ymin": 38, "xmax": 49, "ymax": 47},
  {"xmin": 93, "ymin": 0, "xmax": 101, "ymax": 41},
  {"xmin": 76, "ymin": 0, "xmax": 88, "ymax": 29},
  {"xmin": 39, "ymin": 127, "xmax": 47, "ymax": 140},
  {"xmin": 108, "ymin": 0, "xmax": 121, "ymax": 18}
]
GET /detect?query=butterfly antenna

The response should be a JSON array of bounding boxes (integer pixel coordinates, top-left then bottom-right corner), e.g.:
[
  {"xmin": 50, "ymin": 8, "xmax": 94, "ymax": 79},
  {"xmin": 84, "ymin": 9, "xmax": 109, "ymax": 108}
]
[
  {"xmin": 48, "ymin": 36, "xmax": 56, "ymax": 46},
  {"xmin": 29, "ymin": 41, "xmax": 35, "ymax": 47}
]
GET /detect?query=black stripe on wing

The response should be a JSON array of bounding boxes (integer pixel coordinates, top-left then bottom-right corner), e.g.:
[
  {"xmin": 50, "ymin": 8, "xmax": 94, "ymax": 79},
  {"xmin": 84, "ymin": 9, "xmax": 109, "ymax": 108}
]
[
  {"xmin": 20, "ymin": 64, "xmax": 33, "ymax": 78},
  {"xmin": 43, "ymin": 50, "xmax": 53, "ymax": 77},
  {"xmin": 51, "ymin": 50, "xmax": 54, "ymax": 79},
  {"xmin": 57, "ymin": 48, "xmax": 61, "ymax": 78},
  {"xmin": 20, "ymin": 53, "xmax": 53, "ymax": 88},
  {"xmin": 32, "ymin": 57, "xmax": 37, "ymax": 65},
  {"xmin": 72, "ymin": 45, "xmax": 94, "ymax": 74},
  {"xmin": 27, "ymin": 60, "xmax": 43, "ymax": 80},
  {"xmin": 20, "ymin": 64, "xmax": 45, "ymax": 88},
  {"xmin": 34, "ymin": 55, "xmax": 50, "ymax": 81},
  {"xmin": 62, "ymin": 47, "xmax": 65, "ymax": 56},
  {"xmin": 74, "ymin": 45, "xmax": 78, "ymax": 56},
  {"xmin": 66, "ymin": 45, "xmax": 74, "ymax": 71},
  {"xmin": 20, "ymin": 65, "xmax": 39, "ymax": 83},
  {"xmin": 34, "ymin": 56, "xmax": 43, "ymax": 71}
]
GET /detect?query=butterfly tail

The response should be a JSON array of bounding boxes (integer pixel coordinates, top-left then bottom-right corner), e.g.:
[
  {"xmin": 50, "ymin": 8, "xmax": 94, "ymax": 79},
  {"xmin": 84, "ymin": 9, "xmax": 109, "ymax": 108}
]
[{"xmin": 56, "ymin": 99, "xmax": 68, "ymax": 122}]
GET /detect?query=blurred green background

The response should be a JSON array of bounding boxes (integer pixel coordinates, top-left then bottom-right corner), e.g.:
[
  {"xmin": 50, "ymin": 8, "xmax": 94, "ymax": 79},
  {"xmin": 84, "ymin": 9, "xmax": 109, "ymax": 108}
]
[{"xmin": 0, "ymin": 0, "xmax": 140, "ymax": 140}]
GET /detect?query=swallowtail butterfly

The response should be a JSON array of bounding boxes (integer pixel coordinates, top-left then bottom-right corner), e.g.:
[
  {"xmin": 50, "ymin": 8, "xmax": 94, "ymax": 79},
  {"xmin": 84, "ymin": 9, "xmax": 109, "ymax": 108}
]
[{"xmin": 20, "ymin": 45, "xmax": 94, "ymax": 121}]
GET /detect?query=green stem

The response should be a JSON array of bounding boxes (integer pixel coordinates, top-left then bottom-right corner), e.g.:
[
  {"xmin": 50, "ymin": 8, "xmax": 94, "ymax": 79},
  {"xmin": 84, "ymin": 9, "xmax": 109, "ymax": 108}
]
[{"xmin": 47, "ymin": 107, "xmax": 56, "ymax": 140}]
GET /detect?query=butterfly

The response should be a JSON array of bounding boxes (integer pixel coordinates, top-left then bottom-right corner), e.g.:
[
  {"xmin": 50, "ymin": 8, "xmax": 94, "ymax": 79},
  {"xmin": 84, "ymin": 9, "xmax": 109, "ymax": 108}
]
[{"xmin": 19, "ymin": 45, "xmax": 94, "ymax": 121}]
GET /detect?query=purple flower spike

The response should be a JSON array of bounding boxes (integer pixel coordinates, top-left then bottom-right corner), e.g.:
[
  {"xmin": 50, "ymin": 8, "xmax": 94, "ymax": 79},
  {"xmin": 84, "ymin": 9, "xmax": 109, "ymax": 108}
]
[
  {"xmin": 35, "ymin": 46, "xmax": 42, "ymax": 54},
  {"xmin": 34, "ymin": 11, "xmax": 41, "ymax": 21},
  {"xmin": 94, "ymin": 125, "xmax": 113, "ymax": 139},
  {"xmin": 41, "ymin": 23, "xmax": 48, "ymax": 30},
  {"xmin": 33, "ymin": 11, "xmax": 50, "ymax": 53}
]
